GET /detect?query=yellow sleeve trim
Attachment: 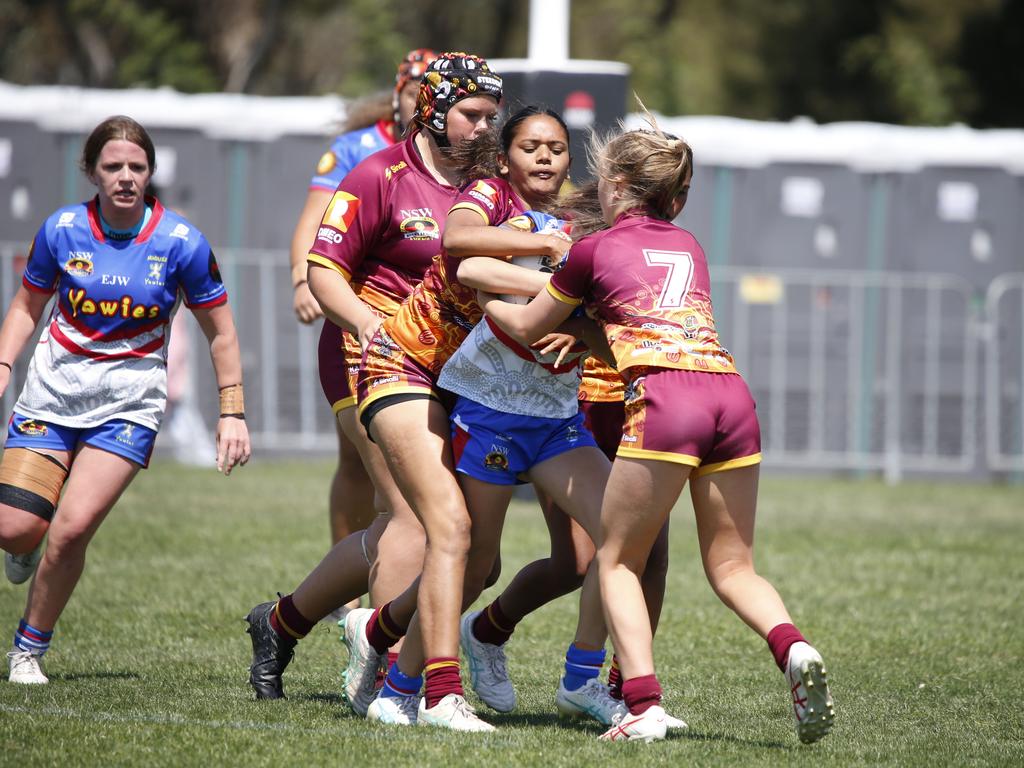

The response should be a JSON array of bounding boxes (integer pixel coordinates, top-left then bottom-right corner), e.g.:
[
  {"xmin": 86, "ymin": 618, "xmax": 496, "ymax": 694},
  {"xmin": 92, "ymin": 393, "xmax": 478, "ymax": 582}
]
[
  {"xmin": 692, "ymin": 453, "xmax": 762, "ymax": 478},
  {"xmin": 307, "ymin": 254, "xmax": 351, "ymax": 281},
  {"xmin": 449, "ymin": 201, "xmax": 490, "ymax": 223},
  {"xmin": 546, "ymin": 282, "xmax": 582, "ymax": 306}
]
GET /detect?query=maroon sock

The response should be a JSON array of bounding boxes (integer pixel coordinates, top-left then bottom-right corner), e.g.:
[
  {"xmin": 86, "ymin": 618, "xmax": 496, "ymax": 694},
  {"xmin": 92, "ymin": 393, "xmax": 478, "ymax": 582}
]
[
  {"xmin": 622, "ymin": 674, "xmax": 662, "ymax": 715},
  {"xmin": 424, "ymin": 657, "xmax": 463, "ymax": 709},
  {"xmin": 365, "ymin": 603, "xmax": 406, "ymax": 654},
  {"xmin": 269, "ymin": 594, "xmax": 314, "ymax": 640},
  {"xmin": 607, "ymin": 655, "xmax": 623, "ymax": 700},
  {"xmin": 471, "ymin": 599, "xmax": 516, "ymax": 646},
  {"xmin": 767, "ymin": 623, "xmax": 806, "ymax": 671}
]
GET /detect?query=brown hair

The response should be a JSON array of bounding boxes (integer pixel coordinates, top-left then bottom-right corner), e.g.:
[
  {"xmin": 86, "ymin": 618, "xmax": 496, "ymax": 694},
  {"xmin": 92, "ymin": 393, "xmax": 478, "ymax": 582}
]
[
  {"xmin": 589, "ymin": 107, "xmax": 692, "ymax": 220},
  {"xmin": 341, "ymin": 90, "xmax": 394, "ymax": 134},
  {"xmin": 80, "ymin": 115, "xmax": 156, "ymax": 176}
]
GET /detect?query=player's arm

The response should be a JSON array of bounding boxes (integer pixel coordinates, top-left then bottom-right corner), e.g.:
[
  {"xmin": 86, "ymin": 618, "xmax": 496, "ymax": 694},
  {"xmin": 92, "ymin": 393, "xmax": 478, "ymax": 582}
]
[
  {"xmin": 288, "ymin": 188, "xmax": 333, "ymax": 324},
  {"xmin": 478, "ymin": 286, "xmax": 575, "ymax": 347},
  {"xmin": 307, "ymin": 264, "xmax": 381, "ymax": 352},
  {"xmin": 443, "ymin": 208, "xmax": 569, "ymax": 263},
  {"xmin": 192, "ymin": 303, "xmax": 251, "ymax": 476},
  {"xmin": 456, "ymin": 256, "xmax": 551, "ymax": 298},
  {"xmin": 0, "ymin": 286, "xmax": 51, "ymax": 398}
]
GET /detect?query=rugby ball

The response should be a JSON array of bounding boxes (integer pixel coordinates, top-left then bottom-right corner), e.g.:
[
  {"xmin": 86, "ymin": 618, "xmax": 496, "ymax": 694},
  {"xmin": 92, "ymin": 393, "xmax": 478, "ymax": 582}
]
[{"xmin": 500, "ymin": 254, "xmax": 555, "ymax": 304}]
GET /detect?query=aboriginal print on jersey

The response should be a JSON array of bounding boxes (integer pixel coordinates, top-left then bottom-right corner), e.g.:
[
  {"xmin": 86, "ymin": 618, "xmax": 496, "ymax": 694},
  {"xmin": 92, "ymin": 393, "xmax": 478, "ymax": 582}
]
[
  {"xmin": 383, "ymin": 177, "xmax": 543, "ymax": 376},
  {"xmin": 549, "ymin": 214, "xmax": 737, "ymax": 376}
]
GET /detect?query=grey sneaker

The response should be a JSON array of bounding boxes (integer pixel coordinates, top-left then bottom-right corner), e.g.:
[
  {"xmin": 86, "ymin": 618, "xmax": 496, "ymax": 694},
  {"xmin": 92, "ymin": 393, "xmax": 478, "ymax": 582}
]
[
  {"xmin": 555, "ymin": 677, "xmax": 627, "ymax": 725},
  {"xmin": 460, "ymin": 610, "xmax": 515, "ymax": 712},
  {"xmin": 367, "ymin": 691, "xmax": 419, "ymax": 725},
  {"xmin": 5, "ymin": 543, "xmax": 43, "ymax": 585}
]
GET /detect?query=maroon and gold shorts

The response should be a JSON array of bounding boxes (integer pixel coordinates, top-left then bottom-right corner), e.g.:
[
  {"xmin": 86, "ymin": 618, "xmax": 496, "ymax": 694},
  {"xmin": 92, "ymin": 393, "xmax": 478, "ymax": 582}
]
[
  {"xmin": 580, "ymin": 399, "xmax": 625, "ymax": 461},
  {"xmin": 356, "ymin": 326, "xmax": 444, "ymax": 421},
  {"xmin": 318, "ymin": 309, "xmax": 387, "ymax": 414},
  {"xmin": 618, "ymin": 368, "xmax": 761, "ymax": 476}
]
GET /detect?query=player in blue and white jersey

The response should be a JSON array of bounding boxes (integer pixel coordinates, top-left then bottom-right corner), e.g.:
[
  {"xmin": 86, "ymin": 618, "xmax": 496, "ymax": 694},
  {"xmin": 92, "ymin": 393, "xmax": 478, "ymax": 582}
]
[{"xmin": 0, "ymin": 116, "xmax": 251, "ymax": 685}]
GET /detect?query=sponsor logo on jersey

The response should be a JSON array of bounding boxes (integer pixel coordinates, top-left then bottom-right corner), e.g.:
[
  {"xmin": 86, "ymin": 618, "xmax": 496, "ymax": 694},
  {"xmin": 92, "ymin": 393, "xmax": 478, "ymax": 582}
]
[
  {"xmin": 65, "ymin": 251, "xmax": 94, "ymax": 277},
  {"xmin": 368, "ymin": 374, "xmax": 400, "ymax": 389},
  {"xmin": 323, "ymin": 191, "xmax": 360, "ymax": 233},
  {"xmin": 484, "ymin": 446, "xmax": 510, "ymax": 472},
  {"xmin": 57, "ymin": 212, "xmax": 76, "ymax": 228},
  {"xmin": 361, "ymin": 133, "xmax": 377, "ymax": 149},
  {"xmin": 15, "ymin": 419, "xmax": 48, "ymax": 437},
  {"xmin": 102, "ymin": 274, "xmax": 131, "ymax": 286},
  {"xmin": 169, "ymin": 223, "xmax": 190, "ymax": 240},
  {"xmin": 399, "ymin": 216, "xmax": 439, "ymax": 240},
  {"xmin": 384, "ymin": 161, "xmax": 408, "ymax": 181},
  {"xmin": 115, "ymin": 423, "xmax": 135, "ymax": 446},
  {"xmin": 468, "ymin": 181, "xmax": 499, "ymax": 210},
  {"xmin": 66, "ymin": 288, "xmax": 161, "ymax": 320},
  {"xmin": 145, "ymin": 261, "xmax": 164, "ymax": 286},
  {"xmin": 316, "ymin": 151, "xmax": 336, "ymax": 176},
  {"xmin": 317, "ymin": 226, "xmax": 344, "ymax": 245}
]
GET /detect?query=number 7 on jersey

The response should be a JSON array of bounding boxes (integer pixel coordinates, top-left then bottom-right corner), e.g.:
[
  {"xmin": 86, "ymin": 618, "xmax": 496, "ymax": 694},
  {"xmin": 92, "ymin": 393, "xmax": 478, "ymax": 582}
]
[{"xmin": 644, "ymin": 249, "xmax": 694, "ymax": 309}]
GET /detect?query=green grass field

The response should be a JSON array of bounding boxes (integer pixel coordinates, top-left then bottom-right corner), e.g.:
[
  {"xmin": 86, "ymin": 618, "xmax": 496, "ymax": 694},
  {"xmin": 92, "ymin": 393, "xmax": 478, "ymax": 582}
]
[{"xmin": 1, "ymin": 460, "xmax": 1022, "ymax": 766}]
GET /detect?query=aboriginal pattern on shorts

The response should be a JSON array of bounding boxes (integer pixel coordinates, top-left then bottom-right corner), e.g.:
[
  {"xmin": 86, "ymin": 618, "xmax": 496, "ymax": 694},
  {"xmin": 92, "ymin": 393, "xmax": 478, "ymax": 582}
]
[
  {"xmin": 356, "ymin": 325, "xmax": 441, "ymax": 413},
  {"xmin": 579, "ymin": 356, "xmax": 625, "ymax": 403},
  {"xmin": 6, "ymin": 412, "xmax": 157, "ymax": 468},
  {"xmin": 580, "ymin": 400, "xmax": 626, "ymax": 461},
  {"xmin": 618, "ymin": 367, "xmax": 761, "ymax": 475}
]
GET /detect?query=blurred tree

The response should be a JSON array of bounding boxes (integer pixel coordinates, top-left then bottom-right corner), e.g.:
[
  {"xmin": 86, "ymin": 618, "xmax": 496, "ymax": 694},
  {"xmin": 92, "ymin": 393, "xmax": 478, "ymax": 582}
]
[{"xmin": 0, "ymin": 0, "xmax": 1016, "ymax": 127}]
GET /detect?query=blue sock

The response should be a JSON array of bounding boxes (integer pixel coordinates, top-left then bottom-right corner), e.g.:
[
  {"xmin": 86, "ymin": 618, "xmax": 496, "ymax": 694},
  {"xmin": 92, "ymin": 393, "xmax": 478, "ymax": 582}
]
[
  {"xmin": 14, "ymin": 619, "xmax": 52, "ymax": 656},
  {"xmin": 563, "ymin": 644, "xmax": 606, "ymax": 691},
  {"xmin": 381, "ymin": 662, "xmax": 422, "ymax": 698}
]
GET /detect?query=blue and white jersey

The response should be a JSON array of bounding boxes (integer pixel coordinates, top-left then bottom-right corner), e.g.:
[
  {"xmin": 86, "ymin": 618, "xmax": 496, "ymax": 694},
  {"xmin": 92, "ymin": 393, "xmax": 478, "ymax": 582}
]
[
  {"xmin": 16, "ymin": 196, "xmax": 226, "ymax": 430},
  {"xmin": 438, "ymin": 211, "xmax": 588, "ymax": 420},
  {"xmin": 309, "ymin": 121, "xmax": 395, "ymax": 191}
]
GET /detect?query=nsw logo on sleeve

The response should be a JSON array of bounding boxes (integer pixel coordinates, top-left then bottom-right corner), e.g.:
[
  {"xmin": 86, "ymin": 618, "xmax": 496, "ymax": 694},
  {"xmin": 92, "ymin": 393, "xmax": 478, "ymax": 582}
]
[
  {"xmin": 316, "ymin": 151, "xmax": 336, "ymax": 176},
  {"xmin": 468, "ymin": 181, "xmax": 499, "ymax": 210},
  {"xmin": 322, "ymin": 191, "xmax": 361, "ymax": 237}
]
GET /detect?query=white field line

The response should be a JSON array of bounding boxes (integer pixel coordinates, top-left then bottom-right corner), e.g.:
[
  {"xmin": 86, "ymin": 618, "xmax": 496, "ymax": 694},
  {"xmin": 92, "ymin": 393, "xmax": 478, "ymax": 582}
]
[{"xmin": 0, "ymin": 703, "xmax": 338, "ymax": 734}]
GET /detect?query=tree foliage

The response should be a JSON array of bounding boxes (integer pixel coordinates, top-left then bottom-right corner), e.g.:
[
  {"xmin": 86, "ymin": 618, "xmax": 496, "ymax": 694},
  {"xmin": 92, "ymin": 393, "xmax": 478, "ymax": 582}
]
[{"xmin": 0, "ymin": 0, "xmax": 1016, "ymax": 126}]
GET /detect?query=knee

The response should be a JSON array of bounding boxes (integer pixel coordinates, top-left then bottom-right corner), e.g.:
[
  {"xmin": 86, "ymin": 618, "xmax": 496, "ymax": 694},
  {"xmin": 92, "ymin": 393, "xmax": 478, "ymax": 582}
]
[
  {"xmin": 0, "ymin": 511, "xmax": 48, "ymax": 554},
  {"xmin": 704, "ymin": 555, "xmax": 754, "ymax": 596},
  {"xmin": 425, "ymin": 508, "xmax": 472, "ymax": 560}
]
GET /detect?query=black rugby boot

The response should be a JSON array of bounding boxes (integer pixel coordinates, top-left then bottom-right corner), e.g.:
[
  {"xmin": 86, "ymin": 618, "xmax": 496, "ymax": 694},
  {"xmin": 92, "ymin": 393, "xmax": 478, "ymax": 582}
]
[{"xmin": 245, "ymin": 600, "xmax": 296, "ymax": 699}]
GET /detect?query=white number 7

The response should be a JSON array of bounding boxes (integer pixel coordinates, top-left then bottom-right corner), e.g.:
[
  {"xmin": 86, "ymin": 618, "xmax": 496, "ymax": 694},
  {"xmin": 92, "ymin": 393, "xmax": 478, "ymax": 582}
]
[{"xmin": 643, "ymin": 249, "xmax": 694, "ymax": 309}]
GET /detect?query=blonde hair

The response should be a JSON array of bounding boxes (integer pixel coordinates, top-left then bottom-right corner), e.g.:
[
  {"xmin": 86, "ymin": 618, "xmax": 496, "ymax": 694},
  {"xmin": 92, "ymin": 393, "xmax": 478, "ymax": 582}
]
[
  {"xmin": 588, "ymin": 105, "xmax": 692, "ymax": 220},
  {"xmin": 341, "ymin": 90, "xmax": 393, "ymax": 133}
]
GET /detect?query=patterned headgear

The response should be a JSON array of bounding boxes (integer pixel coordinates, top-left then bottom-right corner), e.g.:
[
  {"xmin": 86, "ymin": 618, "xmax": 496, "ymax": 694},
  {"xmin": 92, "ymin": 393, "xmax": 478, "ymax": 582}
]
[
  {"xmin": 415, "ymin": 52, "xmax": 503, "ymax": 142},
  {"xmin": 395, "ymin": 48, "xmax": 438, "ymax": 94}
]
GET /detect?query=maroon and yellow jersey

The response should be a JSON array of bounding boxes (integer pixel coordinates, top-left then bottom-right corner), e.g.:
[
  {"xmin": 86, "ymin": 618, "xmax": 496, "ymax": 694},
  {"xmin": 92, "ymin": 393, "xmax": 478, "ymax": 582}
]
[
  {"xmin": 307, "ymin": 133, "xmax": 458, "ymax": 316},
  {"xmin": 548, "ymin": 213, "xmax": 737, "ymax": 376},
  {"xmin": 384, "ymin": 177, "xmax": 529, "ymax": 376},
  {"xmin": 579, "ymin": 357, "xmax": 624, "ymax": 403}
]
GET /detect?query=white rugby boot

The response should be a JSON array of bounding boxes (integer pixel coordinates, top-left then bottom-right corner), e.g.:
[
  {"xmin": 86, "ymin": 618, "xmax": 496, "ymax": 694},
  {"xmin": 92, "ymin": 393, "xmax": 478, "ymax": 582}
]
[
  {"xmin": 367, "ymin": 691, "xmax": 419, "ymax": 725},
  {"xmin": 340, "ymin": 608, "xmax": 383, "ymax": 716},
  {"xmin": 598, "ymin": 705, "xmax": 668, "ymax": 742},
  {"xmin": 785, "ymin": 642, "xmax": 835, "ymax": 744},
  {"xmin": 8, "ymin": 650, "xmax": 48, "ymax": 684},
  {"xmin": 555, "ymin": 677, "xmax": 627, "ymax": 725},
  {"xmin": 417, "ymin": 693, "xmax": 496, "ymax": 732}
]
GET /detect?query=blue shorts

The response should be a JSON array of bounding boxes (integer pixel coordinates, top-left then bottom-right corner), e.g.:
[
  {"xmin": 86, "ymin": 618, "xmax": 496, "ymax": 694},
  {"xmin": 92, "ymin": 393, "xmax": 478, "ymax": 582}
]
[
  {"xmin": 450, "ymin": 397, "xmax": 597, "ymax": 486},
  {"xmin": 6, "ymin": 412, "xmax": 157, "ymax": 468}
]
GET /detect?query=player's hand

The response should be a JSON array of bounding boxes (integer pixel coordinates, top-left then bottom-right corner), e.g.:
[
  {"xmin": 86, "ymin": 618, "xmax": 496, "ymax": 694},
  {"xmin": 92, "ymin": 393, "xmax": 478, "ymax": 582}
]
[
  {"xmin": 543, "ymin": 232, "xmax": 572, "ymax": 268},
  {"xmin": 216, "ymin": 416, "xmax": 251, "ymax": 476},
  {"xmin": 533, "ymin": 332, "xmax": 578, "ymax": 367},
  {"xmin": 356, "ymin": 316, "xmax": 383, "ymax": 354},
  {"xmin": 293, "ymin": 281, "xmax": 324, "ymax": 324}
]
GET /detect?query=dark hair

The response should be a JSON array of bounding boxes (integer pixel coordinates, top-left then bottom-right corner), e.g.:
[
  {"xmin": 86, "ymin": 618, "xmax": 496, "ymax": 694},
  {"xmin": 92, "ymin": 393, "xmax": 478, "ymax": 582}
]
[
  {"xmin": 80, "ymin": 115, "xmax": 156, "ymax": 176},
  {"xmin": 445, "ymin": 105, "xmax": 570, "ymax": 187},
  {"xmin": 500, "ymin": 105, "xmax": 569, "ymax": 153}
]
